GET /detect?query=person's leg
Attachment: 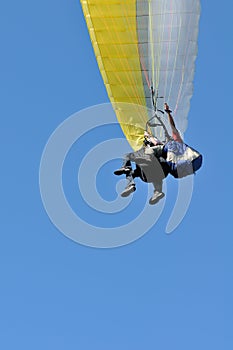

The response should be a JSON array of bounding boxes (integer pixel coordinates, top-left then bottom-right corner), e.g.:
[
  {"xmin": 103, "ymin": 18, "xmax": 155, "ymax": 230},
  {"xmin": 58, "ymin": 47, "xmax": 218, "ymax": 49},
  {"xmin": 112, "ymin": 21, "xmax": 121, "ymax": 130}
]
[
  {"xmin": 114, "ymin": 154, "xmax": 132, "ymax": 175},
  {"xmin": 114, "ymin": 147, "xmax": 145, "ymax": 176},
  {"xmin": 120, "ymin": 164, "xmax": 143, "ymax": 197},
  {"xmin": 120, "ymin": 168, "xmax": 136, "ymax": 197},
  {"xmin": 149, "ymin": 179, "xmax": 165, "ymax": 205},
  {"xmin": 152, "ymin": 180, "xmax": 163, "ymax": 193}
]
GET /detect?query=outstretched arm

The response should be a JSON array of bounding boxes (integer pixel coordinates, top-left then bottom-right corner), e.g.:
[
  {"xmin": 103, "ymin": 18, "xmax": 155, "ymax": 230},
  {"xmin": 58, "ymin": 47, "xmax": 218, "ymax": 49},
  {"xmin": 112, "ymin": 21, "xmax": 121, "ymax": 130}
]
[{"xmin": 164, "ymin": 103, "xmax": 183, "ymax": 143}]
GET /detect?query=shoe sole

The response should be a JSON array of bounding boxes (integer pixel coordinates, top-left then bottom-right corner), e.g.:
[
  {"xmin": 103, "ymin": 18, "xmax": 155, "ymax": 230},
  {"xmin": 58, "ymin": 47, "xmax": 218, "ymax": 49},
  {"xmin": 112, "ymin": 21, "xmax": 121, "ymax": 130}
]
[
  {"xmin": 114, "ymin": 169, "xmax": 131, "ymax": 176},
  {"xmin": 121, "ymin": 186, "xmax": 136, "ymax": 197},
  {"xmin": 149, "ymin": 193, "xmax": 165, "ymax": 205}
]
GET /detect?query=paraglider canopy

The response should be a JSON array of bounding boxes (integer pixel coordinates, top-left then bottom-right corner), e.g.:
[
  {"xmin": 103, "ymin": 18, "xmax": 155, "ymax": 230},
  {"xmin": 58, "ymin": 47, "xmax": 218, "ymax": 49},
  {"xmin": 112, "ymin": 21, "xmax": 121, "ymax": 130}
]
[{"xmin": 80, "ymin": 0, "xmax": 201, "ymax": 149}]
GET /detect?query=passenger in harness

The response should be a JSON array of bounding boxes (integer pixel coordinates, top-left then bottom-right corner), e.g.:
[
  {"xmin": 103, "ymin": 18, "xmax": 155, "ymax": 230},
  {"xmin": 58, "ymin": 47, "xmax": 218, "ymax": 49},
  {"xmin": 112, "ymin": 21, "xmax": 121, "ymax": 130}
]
[
  {"xmin": 114, "ymin": 131, "xmax": 170, "ymax": 205},
  {"xmin": 114, "ymin": 103, "xmax": 202, "ymax": 205}
]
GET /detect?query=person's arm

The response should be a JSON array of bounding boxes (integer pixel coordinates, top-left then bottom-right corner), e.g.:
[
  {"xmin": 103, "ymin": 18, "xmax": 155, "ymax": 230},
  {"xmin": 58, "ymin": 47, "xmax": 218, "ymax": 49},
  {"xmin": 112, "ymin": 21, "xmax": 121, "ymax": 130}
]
[
  {"xmin": 149, "ymin": 136, "xmax": 161, "ymax": 146},
  {"xmin": 164, "ymin": 103, "xmax": 183, "ymax": 143},
  {"xmin": 144, "ymin": 131, "xmax": 163, "ymax": 146}
]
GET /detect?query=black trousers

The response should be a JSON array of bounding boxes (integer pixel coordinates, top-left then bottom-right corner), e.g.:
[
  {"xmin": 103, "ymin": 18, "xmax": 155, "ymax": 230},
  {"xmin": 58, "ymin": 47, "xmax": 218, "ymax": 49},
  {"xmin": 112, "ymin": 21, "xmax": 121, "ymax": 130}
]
[{"xmin": 122, "ymin": 147, "xmax": 169, "ymax": 192}]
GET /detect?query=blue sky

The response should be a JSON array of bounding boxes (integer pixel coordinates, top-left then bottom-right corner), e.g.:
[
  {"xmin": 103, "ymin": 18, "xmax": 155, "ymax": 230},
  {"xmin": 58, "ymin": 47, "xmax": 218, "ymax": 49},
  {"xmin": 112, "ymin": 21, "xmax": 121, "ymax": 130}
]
[{"xmin": 0, "ymin": 1, "xmax": 232, "ymax": 349}]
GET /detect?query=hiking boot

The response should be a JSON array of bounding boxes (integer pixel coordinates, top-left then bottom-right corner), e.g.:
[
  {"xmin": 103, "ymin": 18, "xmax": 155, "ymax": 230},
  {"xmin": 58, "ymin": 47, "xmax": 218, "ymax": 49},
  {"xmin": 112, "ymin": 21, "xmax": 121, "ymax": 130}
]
[
  {"xmin": 149, "ymin": 191, "xmax": 165, "ymax": 205},
  {"xmin": 120, "ymin": 184, "xmax": 136, "ymax": 197},
  {"xmin": 114, "ymin": 167, "xmax": 131, "ymax": 176}
]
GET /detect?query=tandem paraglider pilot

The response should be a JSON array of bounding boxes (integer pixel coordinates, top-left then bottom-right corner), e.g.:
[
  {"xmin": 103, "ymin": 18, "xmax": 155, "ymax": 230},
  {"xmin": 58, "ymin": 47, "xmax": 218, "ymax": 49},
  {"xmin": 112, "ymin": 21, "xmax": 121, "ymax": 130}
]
[{"xmin": 114, "ymin": 104, "xmax": 203, "ymax": 205}]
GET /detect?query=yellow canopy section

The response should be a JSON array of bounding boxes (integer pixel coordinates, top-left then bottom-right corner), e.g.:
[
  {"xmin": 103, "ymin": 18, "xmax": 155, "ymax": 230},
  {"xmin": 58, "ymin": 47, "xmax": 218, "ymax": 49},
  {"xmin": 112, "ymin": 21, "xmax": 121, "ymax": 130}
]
[{"xmin": 80, "ymin": 0, "xmax": 149, "ymax": 150}]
